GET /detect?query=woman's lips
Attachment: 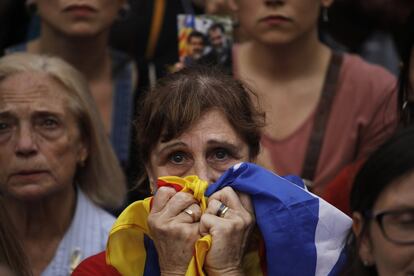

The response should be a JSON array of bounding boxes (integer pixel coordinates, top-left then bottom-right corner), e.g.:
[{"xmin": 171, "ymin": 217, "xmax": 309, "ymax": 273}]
[
  {"xmin": 11, "ymin": 171, "xmax": 48, "ymax": 181},
  {"xmin": 260, "ymin": 15, "xmax": 291, "ymax": 26},
  {"xmin": 63, "ymin": 4, "xmax": 97, "ymax": 17}
]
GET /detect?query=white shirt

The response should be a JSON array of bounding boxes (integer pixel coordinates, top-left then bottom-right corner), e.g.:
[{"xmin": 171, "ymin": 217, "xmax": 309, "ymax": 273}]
[{"xmin": 42, "ymin": 190, "xmax": 115, "ymax": 276}]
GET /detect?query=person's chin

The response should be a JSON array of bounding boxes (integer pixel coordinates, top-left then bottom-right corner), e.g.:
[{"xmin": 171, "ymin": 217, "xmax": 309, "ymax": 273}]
[
  {"xmin": 7, "ymin": 181, "xmax": 58, "ymax": 202},
  {"xmin": 64, "ymin": 24, "xmax": 104, "ymax": 38}
]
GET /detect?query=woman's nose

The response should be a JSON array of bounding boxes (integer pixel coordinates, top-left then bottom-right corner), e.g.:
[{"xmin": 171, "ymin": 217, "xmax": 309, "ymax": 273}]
[
  {"xmin": 15, "ymin": 125, "xmax": 38, "ymax": 157},
  {"xmin": 192, "ymin": 161, "xmax": 217, "ymax": 185}
]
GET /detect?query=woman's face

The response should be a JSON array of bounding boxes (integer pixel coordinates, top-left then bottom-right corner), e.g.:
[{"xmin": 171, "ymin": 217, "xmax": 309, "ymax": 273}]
[
  {"xmin": 0, "ymin": 72, "xmax": 88, "ymax": 201},
  {"xmin": 146, "ymin": 109, "xmax": 250, "ymax": 186},
  {"xmin": 233, "ymin": 0, "xmax": 333, "ymax": 45},
  {"xmin": 358, "ymin": 172, "xmax": 414, "ymax": 275},
  {"xmin": 34, "ymin": 0, "xmax": 124, "ymax": 37}
]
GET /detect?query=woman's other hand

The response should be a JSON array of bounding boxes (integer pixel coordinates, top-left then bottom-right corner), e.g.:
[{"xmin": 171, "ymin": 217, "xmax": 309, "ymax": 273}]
[
  {"xmin": 200, "ymin": 187, "xmax": 255, "ymax": 276},
  {"xmin": 148, "ymin": 187, "xmax": 202, "ymax": 275}
]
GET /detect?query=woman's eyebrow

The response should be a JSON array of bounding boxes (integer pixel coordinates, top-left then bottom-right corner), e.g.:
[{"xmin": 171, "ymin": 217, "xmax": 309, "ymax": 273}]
[
  {"xmin": 33, "ymin": 110, "xmax": 63, "ymax": 117},
  {"xmin": 157, "ymin": 141, "xmax": 187, "ymax": 154},
  {"xmin": 206, "ymin": 140, "xmax": 242, "ymax": 152},
  {"xmin": 0, "ymin": 111, "xmax": 13, "ymax": 118},
  {"xmin": 377, "ymin": 204, "xmax": 414, "ymax": 212}
]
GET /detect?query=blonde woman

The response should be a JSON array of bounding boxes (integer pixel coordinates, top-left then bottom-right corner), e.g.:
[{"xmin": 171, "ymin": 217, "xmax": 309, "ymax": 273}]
[
  {"xmin": 0, "ymin": 53, "xmax": 126, "ymax": 275},
  {"xmin": 6, "ymin": 0, "xmax": 136, "ymax": 169}
]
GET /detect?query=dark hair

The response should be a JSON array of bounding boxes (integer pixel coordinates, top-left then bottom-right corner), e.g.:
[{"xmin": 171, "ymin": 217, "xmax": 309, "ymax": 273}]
[
  {"xmin": 187, "ymin": 30, "xmax": 206, "ymax": 44},
  {"xmin": 135, "ymin": 66, "xmax": 265, "ymax": 168},
  {"xmin": 343, "ymin": 126, "xmax": 414, "ymax": 275},
  {"xmin": 0, "ymin": 198, "xmax": 32, "ymax": 276},
  {"xmin": 398, "ymin": 12, "xmax": 414, "ymax": 125},
  {"xmin": 208, "ymin": 23, "xmax": 225, "ymax": 34}
]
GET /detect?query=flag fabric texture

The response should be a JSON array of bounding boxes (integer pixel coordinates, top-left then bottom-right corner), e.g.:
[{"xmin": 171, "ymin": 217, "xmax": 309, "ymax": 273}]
[
  {"xmin": 178, "ymin": 15, "xmax": 195, "ymax": 58},
  {"xmin": 106, "ymin": 163, "xmax": 351, "ymax": 276}
]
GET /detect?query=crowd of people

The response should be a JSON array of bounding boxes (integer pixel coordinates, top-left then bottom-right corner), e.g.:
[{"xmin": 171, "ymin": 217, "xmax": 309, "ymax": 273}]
[{"xmin": 1, "ymin": 0, "xmax": 414, "ymax": 275}]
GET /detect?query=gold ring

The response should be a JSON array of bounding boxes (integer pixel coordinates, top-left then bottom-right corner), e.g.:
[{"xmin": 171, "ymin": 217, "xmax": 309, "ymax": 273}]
[{"xmin": 216, "ymin": 203, "xmax": 229, "ymax": 218}]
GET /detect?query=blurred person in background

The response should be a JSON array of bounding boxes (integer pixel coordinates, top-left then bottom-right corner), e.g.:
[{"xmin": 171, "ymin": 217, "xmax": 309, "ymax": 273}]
[
  {"xmin": 6, "ymin": 0, "xmax": 137, "ymax": 173},
  {"xmin": 231, "ymin": 0, "xmax": 398, "ymax": 201},
  {"xmin": 322, "ymin": 10, "xmax": 414, "ymax": 215}
]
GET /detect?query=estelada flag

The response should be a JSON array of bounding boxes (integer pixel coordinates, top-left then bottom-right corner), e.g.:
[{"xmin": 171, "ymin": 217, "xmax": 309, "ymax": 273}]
[{"xmin": 106, "ymin": 163, "xmax": 351, "ymax": 276}]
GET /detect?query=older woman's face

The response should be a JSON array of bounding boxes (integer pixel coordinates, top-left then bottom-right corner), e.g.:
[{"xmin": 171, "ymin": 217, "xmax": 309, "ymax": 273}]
[
  {"xmin": 359, "ymin": 172, "xmax": 414, "ymax": 275},
  {"xmin": 34, "ymin": 0, "xmax": 124, "ymax": 37},
  {"xmin": 147, "ymin": 110, "xmax": 250, "ymax": 186},
  {"xmin": 0, "ymin": 72, "xmax": 88, "ymax": 201},
  {"xmin": 234, "ymin": 0, "xmax": 333, "ymax": 45}
]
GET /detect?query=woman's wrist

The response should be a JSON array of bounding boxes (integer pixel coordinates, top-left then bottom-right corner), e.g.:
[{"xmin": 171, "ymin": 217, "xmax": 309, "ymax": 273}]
[
  {"xmin": 160, "ymin": 265, "xmax": 188, "ymax": 276},
  {"xmin": 161, "ymin": 271, "xmax": 186, "ymax": 276},
  {"xmin": 205, "ymin": 267, "xmax": 244, "ymax": 276}
]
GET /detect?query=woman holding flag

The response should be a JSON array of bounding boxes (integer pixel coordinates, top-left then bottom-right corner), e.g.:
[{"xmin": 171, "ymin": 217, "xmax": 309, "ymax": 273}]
[{"xmin": 74, "ymin": 66, "xmax": 351, "ymax": 275}]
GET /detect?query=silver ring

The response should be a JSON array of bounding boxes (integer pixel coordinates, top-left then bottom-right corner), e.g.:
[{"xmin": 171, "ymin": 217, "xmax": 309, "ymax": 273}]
[
  {"xmin": 184, "ymin": 208, "xmax": 195, "ymax": 222},
  {"xmin": 216, "ymin": 203, "xmax": 229, "ymax": 218}
]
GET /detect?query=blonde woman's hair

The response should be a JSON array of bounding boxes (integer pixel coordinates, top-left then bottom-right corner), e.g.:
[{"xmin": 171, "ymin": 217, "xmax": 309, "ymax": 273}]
[
  {"xmin": 0, "ymin": 53, "xmax": 126, "ymax": 209},
  {"xmin": 0, "ymin": 198, "xmax": 32, "ymax": 276}
]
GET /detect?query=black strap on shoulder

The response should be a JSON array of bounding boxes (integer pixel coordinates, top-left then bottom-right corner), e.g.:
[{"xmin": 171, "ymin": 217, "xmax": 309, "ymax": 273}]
[{"xmin": 301, "ymin": 52, "xmax": 343, "ymax": 184}]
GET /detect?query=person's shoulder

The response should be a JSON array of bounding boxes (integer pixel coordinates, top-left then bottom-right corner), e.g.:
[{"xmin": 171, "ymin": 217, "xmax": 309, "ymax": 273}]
[
  {"xmin": 341, "ymin": 53, "xmax": 396, "ymax": 84},
  {"xmin": 4, "ymin": 42, "xmax": 28, "ymax": 54},
  {"xmin": 339, "ymin": 53, "xmax": 397, "ymax": 98},
  {"xmin": 78, "ymin": 190, "xmax": 116, "ymax": 232},
  {"xmin": 72, "ymin": 251, "xmax": 121, "ymax": 276}
]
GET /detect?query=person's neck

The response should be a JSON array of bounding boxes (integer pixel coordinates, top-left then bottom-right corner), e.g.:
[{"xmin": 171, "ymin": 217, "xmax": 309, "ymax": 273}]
[
  {"xmin": 29, "ymin": 24, "xmax": 111, "ymax": 82},
  {"xmin": 243, "ymin": 30, "xmax": 331, "ymax": 82},
  {"xmin": 4, "ymin": 186, "xmax": 76, "ymax": 242}
]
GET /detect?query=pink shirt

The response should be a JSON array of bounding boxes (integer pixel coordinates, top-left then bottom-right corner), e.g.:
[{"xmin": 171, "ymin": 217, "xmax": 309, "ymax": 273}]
[{"xmin": 260, "ymin": 54, "xmax": 398, "ymax": 194}]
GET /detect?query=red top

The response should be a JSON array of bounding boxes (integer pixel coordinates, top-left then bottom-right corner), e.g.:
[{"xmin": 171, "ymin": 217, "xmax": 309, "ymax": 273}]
[
  {"xmin": 322, "ymin": 159, "xmax": 365, "ymax": 216},
  {"xmin": 72, "ymin": 251, "xmax": 121, "ymax": 276},
  {"xmin": 258, "ymin": 54, "xmax": 398, "ymax": 195}
]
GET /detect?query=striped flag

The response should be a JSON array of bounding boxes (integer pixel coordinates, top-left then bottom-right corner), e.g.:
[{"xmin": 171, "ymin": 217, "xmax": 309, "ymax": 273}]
[
  {"xmin": 206, "ymin": 163, "xmax": 351, "ymax": 276},
  {"xmin": 178, "ymin": 15, "xmax": 195, "ymax": 58},
  {"xmin": 106, "ymin": 163, "xmax": 351, "ymax": 275}
]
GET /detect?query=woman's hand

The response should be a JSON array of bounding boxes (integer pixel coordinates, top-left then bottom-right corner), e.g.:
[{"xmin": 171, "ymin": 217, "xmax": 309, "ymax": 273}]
[
  {"xmin": 200, "ymin": 187, "xmax": 255, "ymax": 276},
  {"xmin": 148, "ymin": 187, "xmax": 202, "ymax": 276}
]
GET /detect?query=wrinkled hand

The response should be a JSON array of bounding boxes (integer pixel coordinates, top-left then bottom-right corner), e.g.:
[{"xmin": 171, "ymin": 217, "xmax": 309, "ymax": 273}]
[
  {"xmin": 200, "ymin": 187, "xmax": 255, "ymax": 276},
  {"xmin": 148, "ymin": 187, "xmax": 202, "ymax": 275}
]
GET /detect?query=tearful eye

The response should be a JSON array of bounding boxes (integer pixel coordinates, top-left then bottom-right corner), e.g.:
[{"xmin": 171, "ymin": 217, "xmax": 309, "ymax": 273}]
[
  {"xmin": 169, "ymin": 152, "xmax": 186, "ymax": 164},
  {"xmin": 0, "ymin": 122, "xmax": 9, "ymax": 131},
  {"xmin": 41, "ymin": 118, "xmax": 59, "ymax": 129},
  {"xmin": 213, "ymin": 149, "xmax": 229, "ymax": 160}
]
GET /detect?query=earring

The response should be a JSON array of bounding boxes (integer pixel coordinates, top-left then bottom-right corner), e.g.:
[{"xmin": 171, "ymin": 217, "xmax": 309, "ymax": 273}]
[
  {"xmin": 26, "ymin": 1, "xmax": 37, "ymax": 14},
  {"xmin": 78, "ymin": 159, "xmax": 86, "ymax": 168},
  {"xmin": 149, "ymin": 179, "xmax": 156, "ymax": 194},
  {"xmin": 322, "ymin": 7, "xmax": 329, "ymax": 23},
  {"xmin": 363, "ymin": 259, "xmax": 372, "ymax": 266},
  {"xmin": 118, "ymin": 3, "xmax": 130, "ymax": 20},
  {"xmin": 232, "ymin": 15, "xmax": 240, "ymax": 29}
]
